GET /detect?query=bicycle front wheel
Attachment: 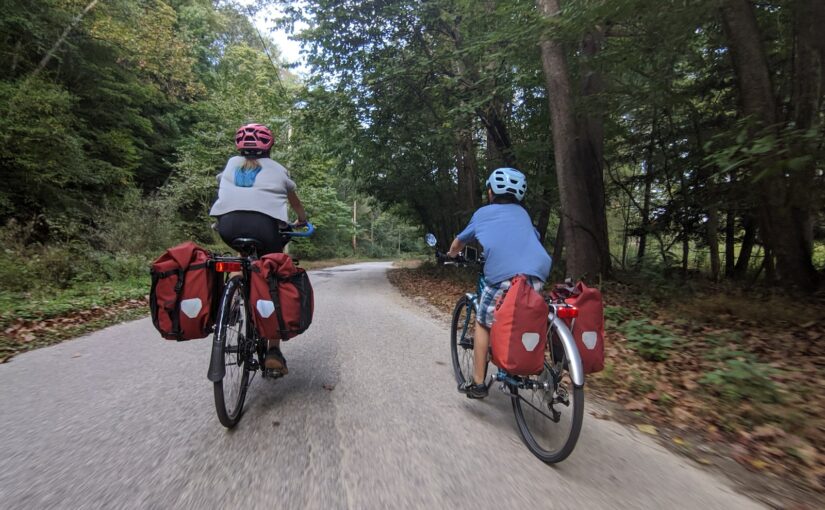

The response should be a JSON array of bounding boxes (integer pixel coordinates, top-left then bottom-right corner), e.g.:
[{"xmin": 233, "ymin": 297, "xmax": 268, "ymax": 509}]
[
  {"xmin": 450, "ymin": 295, "xmax": 479, "ymax": 386},
  {"xmin": 511, "ymin": 328, "xmax": 584, "ymax": 463},
  {"xmin": 213, "ymin": 276, "xmax": 251, "ymax": 428}
]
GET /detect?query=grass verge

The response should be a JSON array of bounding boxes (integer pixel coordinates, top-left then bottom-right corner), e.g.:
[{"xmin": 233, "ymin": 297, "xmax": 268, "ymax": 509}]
[{"xmin": 0, "ymin": 256, "xmax": 422, "ymax": 363}]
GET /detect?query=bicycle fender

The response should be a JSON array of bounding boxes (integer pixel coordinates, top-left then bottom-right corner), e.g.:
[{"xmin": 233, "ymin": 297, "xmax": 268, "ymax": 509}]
[
  {"xmin": 207, "ymin": 328, "xmax": 225, "ymax": 382},
  {"xmin": 551, "ymin": 315, "xmax": 585, "ymax": 387}
]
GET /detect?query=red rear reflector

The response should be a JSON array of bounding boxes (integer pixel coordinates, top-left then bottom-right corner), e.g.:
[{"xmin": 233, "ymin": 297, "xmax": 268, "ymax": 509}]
[
  {"xmin": 215, "ymin": 261, "xmax": 242, "ymax": 273},
  {"xmin": 556, "ymin": 306, "xmax": 578, "ymax": 319}
]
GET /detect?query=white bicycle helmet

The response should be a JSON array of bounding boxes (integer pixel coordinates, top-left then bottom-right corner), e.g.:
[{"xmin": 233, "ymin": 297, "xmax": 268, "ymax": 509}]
[{"xmin": 486, "ymin": 167, "xmax": 527, "ymax": 202}]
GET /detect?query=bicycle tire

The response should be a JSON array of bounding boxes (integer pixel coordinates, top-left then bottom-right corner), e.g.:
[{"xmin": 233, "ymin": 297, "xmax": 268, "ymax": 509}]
[
  {"xmin": 511, "ymin": 329, "xmax": 584, "ymax": 463},
  {"xmin": 451, "ymin": 295, "xmax": 487, "ymax": 386},
  {"xmin": 213, "ymin": 276, "xmax": 251, "ymax": 428}
]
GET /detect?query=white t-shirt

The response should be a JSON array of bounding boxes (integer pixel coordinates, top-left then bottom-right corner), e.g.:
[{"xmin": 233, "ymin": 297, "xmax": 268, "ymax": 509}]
[{"xmin": 209, "ymin": 157, "xmax": 296, "ymax": 221}]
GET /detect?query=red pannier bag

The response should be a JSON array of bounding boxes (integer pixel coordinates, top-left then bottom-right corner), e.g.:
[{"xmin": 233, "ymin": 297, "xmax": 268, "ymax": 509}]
[
  {"xmin": 554, "ymin": 282, "xmax": 605, "ymax": 374},
  {"xmin": 150, "ymin": 241, "xmax": 219, "ymax": 340},
  {"xmin": 490, "ymin": 275, "xmax": 549, "ymax": 375},
  {"xmin": 249, "ymin": 253, "xmax": 314, "ymax": 340}
]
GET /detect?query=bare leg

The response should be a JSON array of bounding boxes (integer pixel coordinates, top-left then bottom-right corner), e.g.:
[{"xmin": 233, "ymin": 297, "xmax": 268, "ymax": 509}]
[{"xmin": 473, "ymin": 321, "xmax": 489, "ymax": 385}]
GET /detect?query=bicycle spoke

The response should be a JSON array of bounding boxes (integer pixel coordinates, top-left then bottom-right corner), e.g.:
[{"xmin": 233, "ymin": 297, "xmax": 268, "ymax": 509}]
[{"xmin": 511, "ymin": 333, "xmax": 584, "ymax": 464}]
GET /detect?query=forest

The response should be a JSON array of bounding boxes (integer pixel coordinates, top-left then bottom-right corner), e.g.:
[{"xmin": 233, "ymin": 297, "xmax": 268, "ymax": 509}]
[{"xmin": 2, "ymin": 0, "xmax": 822, "ymax": 296}]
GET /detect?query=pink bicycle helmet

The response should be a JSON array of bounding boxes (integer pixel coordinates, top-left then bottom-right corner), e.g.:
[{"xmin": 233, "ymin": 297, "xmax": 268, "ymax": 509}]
[{"xmin": 235, "ymin": 123, "xmax": 274, "ymax": 153}]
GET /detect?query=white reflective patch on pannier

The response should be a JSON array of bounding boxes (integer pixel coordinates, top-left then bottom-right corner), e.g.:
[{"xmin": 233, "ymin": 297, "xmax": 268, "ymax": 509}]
[
  {"xmin": 582, "ymin": 331, "xmax": 598, "ymax": 349},
  {"xmin": 180, "ymin": 298, "xmax": 202, "ymax": 319},
  {"xmin": 521, "ymin": 332, "xmax": 540, "ymax": 352},
  {"xmin": 256, "ymin": 300, "xmax": 275, "ymax": 319}
]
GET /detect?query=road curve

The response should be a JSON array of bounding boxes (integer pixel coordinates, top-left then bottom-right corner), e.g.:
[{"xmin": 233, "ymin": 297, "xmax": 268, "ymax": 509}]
[{"xmin": 0, "ymin": 262, "xmax": 762, "ymax": 509}]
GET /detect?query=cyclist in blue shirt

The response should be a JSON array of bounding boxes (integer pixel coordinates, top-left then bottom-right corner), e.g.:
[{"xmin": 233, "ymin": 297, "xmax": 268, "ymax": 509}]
[{"xmin": 446, "ymin": 168, "xmax": 552, "ymax": 399}]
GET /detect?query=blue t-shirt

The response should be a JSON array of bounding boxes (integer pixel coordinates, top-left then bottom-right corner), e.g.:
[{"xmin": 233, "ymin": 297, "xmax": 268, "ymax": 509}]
[{"xmin": 457, "ymin": 204, "xmax": 552, "ymax": 285}]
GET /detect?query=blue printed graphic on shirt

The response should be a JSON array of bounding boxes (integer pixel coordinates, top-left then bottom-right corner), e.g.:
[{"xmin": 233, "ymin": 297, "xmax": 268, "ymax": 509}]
[{"xmin": 234, "ymin": 167, "xmax": 262, "ymax": 187}]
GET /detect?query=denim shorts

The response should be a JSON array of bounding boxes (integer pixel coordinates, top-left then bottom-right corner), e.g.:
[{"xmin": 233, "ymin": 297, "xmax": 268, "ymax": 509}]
[{"xmin": 477, "ymin": 276, "xmax": 544, "ymax": 328}]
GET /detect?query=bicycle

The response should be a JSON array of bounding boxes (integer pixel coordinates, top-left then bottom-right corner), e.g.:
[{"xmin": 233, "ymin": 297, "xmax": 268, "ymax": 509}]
[
  {"xmin": 206, "ymin": 223, "xmax": 315, "ymax": 428},
  {"xmin": 425, "ymin": 233, "xmax": 585, "ymax": 463}
]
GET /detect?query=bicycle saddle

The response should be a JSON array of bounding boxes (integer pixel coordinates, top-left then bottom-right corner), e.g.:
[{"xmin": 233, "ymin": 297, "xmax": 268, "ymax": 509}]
[{"xmin": 231, "ymin": 237, "xmax": 264, "ymax": 256}]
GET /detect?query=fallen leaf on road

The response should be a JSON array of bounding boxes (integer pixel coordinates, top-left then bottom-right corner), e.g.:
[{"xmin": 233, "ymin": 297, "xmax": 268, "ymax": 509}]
[
  {"xmin": 673, "ymin": 437, "xmax": 686, "ymax": 446},
  {"xmin": 749, "ymin": 459, "xmax": 768, "ymax": 470},
  {"xmin": 322, "ymin": 384, "xmax": 335, "ymax": 391},
  {"xmin": 637, "ymin": 424, "xmax": 658, "ymax": 435}
]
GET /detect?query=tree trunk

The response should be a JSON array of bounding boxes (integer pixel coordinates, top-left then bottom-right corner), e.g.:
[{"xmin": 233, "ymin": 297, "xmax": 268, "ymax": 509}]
[
  {"xmin": 455, "ymin": 125, "xmax": 480, "ymax": 222},
  {"xmin": 789, "ymin": 0, "xmax": 823, "ymax": 263},
  {"xmin": 536, "ymin": 0, "xmax": 611, "ymax": 280},
  {"xmin": 352, "ymin": 200, "xmax": 357, "ymax": 252},
  {"xmin": 733, "ymin": 215, "xmax": 756, "ymax": 279},
  {"xmin": 706, "ymin": 207, "xmax": 721, "ymax": 281},
  {"xmin": 535, "ymin": 203, "xmax": 552, "ymax": 244},
  {"xmin": 680, "ymin": 172, "xmax": 690, "ymax": 278},
  {"xmin": 721, "ymin": 0, "xmax": 820, "ymax": 290},
  {"xmin": 621, "ymin": 199, "xmax": 630, "ymax": 269},
  {"xmin": 552, "ymin": 218, "xmax": 564, "ymax": 271},
  {"xmin": 764, "ymin": 247, "xmax": 776, "ymax": 282},
  {"xmin": 638, "ymin": 161, "xmax": 653, "ymax": 262},
  {"xmin": 576, "ymin": 29, "xmax": 612, "ymax": 276},
  {"xmin": 477, "ymin": 101, "xmax": 517, "ymax": 168},
  {"xmin": 31, "ymin": 0, "xmax": 101, "ymax": 79},
  {"xmin": 725, "ymin": 208, "xmax": 736, "ymax": 277}
]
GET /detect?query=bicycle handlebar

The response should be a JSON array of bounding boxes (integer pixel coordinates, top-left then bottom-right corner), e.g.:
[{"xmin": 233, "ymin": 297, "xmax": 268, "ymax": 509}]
[
  {"xmin": 436, "ymin": 250, "xmax": 477, "ymax": 266},
  {"xmin": 282, "ymin": 222, "xmax": 315, "ymax": 238}
]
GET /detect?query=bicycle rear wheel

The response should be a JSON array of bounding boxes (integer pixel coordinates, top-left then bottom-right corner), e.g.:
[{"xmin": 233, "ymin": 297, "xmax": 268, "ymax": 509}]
[
  {"xmin": 213, "ymin": 276, "xmax": 250, "ymax": 428},
  {"xmin": 450, "ymin": 295, "xmax": 477, "ymax": 386},
  {"xmin": 511, "ymin": 328, "xmax": 584, "ymax": 463}
]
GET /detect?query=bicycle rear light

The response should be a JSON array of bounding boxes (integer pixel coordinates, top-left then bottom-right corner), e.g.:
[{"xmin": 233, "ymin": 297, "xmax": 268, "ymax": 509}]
[
  {"xmin": 556, "ymin": 306, "xmax": 578, "ymax": 319},
  {"xmin": 215, "ymin": 261, "xmax": 242, "ymax": 273}
]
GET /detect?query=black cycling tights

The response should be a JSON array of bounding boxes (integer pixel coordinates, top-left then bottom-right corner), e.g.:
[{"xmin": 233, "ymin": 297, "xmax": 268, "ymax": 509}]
[{"xmin": 216, "ymin": 211, "xmax": 288, "ymax": 255}]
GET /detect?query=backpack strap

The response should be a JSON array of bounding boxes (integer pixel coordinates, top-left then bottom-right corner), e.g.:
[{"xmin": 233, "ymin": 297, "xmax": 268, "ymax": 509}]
[
  {"xmin": 171, "ymin": 269, "xmax": 185, "ymax": 341},
  {"xmin": 267, "ymin": 276, "xmax": 289, "ymax": 339}
]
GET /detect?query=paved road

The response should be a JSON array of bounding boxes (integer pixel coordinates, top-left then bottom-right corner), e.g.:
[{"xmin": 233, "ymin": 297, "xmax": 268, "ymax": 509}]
[{"xmin": 0, "ymin": 262, "xmax": 762, "ymax": 509}]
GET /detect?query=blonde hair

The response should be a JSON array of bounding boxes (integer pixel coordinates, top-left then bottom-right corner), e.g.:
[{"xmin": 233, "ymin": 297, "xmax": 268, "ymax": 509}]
[{"xmin": 241, "ymin": 157, "xmax": 261, "ymax": 170}]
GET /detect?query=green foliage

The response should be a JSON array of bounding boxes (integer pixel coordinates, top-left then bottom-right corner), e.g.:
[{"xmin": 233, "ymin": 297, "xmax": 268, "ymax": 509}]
[
  {"xmin": 700, "ymin": 358, "xmax": 781, "ymax": 404},
  {"xmin": 288, "ymin": 186, "xmax": 352, "ymax": 259},
  {"xmin": 2, "ymin": 0, "xmax": 822, "ymax": 293},
  {"xmin": 604, "ymin": 305, "xmax": 631, "ymax": 324},
  {"xmin": 0, "ymin": 78, "xmax": 107, "ymax": 223},
  {"xmin": 617, "ymin": 318, "xmax": 677, "ymax": 361},
  {"xmin": 95, "ymin": 191, "xmax": 184, "ymax": 256},
  {"xmin": 699, "ymin": 347, "xmax": 782, "ymax": 404}
]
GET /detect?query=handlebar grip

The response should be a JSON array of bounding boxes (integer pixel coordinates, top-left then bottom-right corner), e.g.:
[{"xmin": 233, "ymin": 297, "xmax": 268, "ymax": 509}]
[{"xmin": 283, "ymin": 222, "xmax": 315, "ymax": 238}]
